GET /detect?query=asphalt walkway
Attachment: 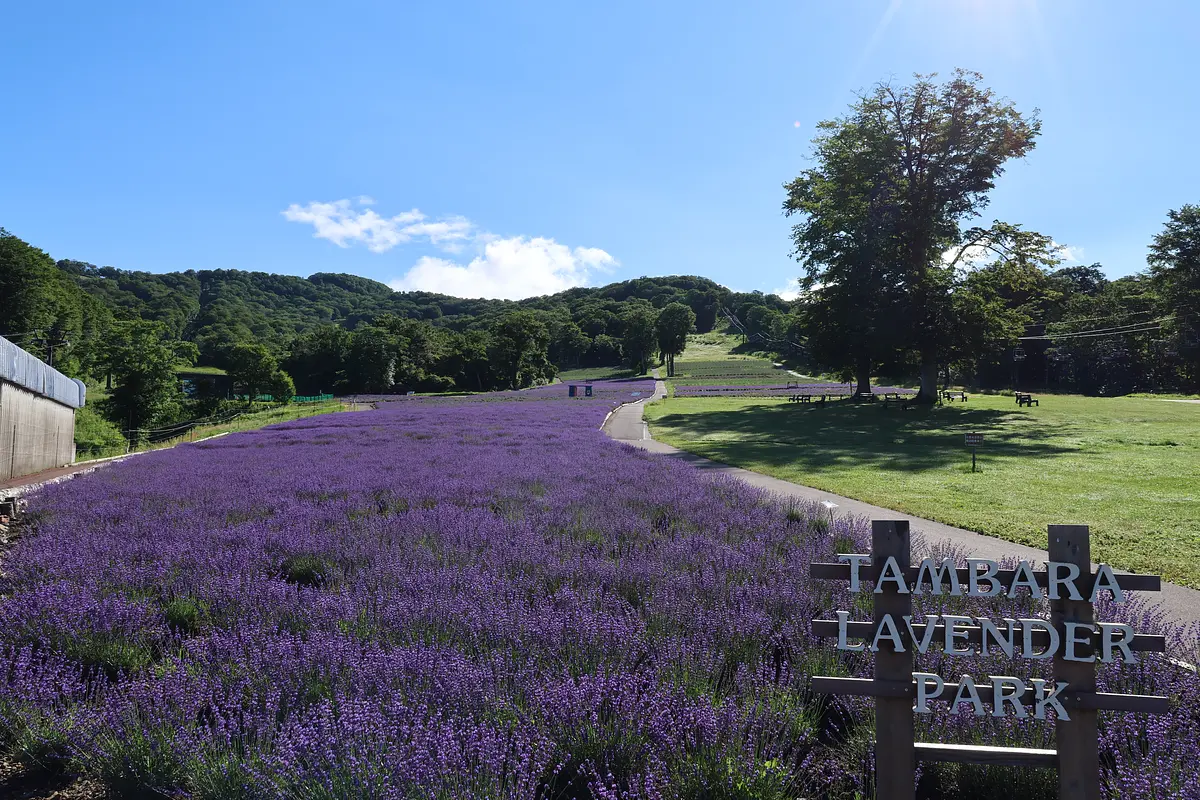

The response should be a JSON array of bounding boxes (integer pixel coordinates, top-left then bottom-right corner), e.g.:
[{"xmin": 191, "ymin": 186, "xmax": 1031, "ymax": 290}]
[{"xmin": 603, "ymin": 372, "xmax": 1200, "ymax": 627}]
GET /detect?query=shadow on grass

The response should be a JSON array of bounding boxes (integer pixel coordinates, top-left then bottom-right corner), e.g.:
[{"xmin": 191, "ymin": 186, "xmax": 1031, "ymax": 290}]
[{"xmin": 653, "ymin": 400, "xmax": 1077, "ymax": 473}]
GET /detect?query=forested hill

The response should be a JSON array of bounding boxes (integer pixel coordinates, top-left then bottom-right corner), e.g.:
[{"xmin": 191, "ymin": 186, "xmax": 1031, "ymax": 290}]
[
  {"xmin": 3, "ymin": 227, "xmax": 757, "ymax": 386},
  {"xmin": 50, "ymin": 259, "xmax": 733, "ymax": 364}
]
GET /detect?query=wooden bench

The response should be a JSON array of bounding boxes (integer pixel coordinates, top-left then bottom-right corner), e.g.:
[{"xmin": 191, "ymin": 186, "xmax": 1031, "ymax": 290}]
[
  {"xmin": 941, "ymin": 390, "xmax": 968, "ymax": 402},
  {"xmin": 788, "ymin": 394, "xmax": 827, "ymax": 404},
  {"xmin": 880, "ymin": 396, "xmax": 912, "ymax": 411},
  {"xmin": 1015, "ymin": 392, "xmax": 1039, "ymax": 407}
]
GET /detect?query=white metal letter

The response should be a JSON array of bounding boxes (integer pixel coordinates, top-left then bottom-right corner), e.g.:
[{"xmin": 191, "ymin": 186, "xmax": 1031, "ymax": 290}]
[
  {"xmin": 941, "ymin": 614, "xmax": 973, "ymax": 656},
  {"xmin": 902, "ymin": 614, "xmax": 940, "ymax": 655},
  {"xmin": 1020, "ymin": 618, "xmax": 1059, "ymax": 660},
  {"xmin": 979, "ymin": 618, "xmax": 1016, "ymax": 658},
  {"xmin": 874, "ymin": 556, "xmax": 910, "ymax": 594},
  {"xmin": 990, "ymin": 676, "xmax": 1028, "ymax": 718},
  {"xmin": 950, "ymin": 675, "xmax": 985, "ymax": 716},
  {"xmin": 838, "ymin": 554, "xmax": 871, "ymax": 593},
  {"xmin": 1007, "ymin": 561, "xmax": 1044, "ymax": 600},
  {"xmin": 1089, "ymin": 564, "xmax": 1126, "ymax": 604},
  {"xmin": 1099, "ymin": 623, "xmax": 1137, "ymax": 663},
  {"xmin": 1046, "ymin": 561, "xmax": 1084, "ymax": 601},
  {"xmin": 836, "ymin": 610, "xmax": 865, "ymax": 652},
  {"xmin": 915, "ymin": 558, "xmax": 962, "ymax": 596},
  {"xmin": 913, "ymin": 672, "xmax": 944, "ymax": 714},
  {"xmin": 1031, "ymin": 679, "xmax": 1070, "ymax": 721},
  {"xmin": 871, "ymin": 613, "xmax": 906, "ymax": 653},
  {"xmin": 967, "ymin": 559, "xmax": 1002, "ymax": 597},
  {"xmin": 1064, "ymin": 622, "xmax": 1096, "ymax": 663}
]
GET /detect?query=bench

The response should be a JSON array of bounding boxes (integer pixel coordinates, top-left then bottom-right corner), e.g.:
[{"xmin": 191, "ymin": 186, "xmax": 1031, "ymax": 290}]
[
  {"xmin": 788, "ymin": 394, "xmax": 827, "ymax": 404},
  {"xmin": 1015, "ymin": 392, "xmax": 1039, "ymax": 407},
  {"xmin": 880, "ymin": 396, "xmax": 913, "ymax": 411},
  {"xmin": 942, "ymin": 390, "xmax": 968, "ymax": 402}
]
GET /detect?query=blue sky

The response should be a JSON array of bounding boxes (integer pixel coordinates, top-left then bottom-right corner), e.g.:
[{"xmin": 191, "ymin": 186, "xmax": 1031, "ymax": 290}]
[{"xmin": 3, "ymin": 1, "xmax": 1198, "ymax": 300}]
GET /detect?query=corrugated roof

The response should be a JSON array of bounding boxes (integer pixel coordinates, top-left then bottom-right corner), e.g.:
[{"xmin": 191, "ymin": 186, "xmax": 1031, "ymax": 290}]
[{"xmin": 0, "ymin": 336, "xmax": 86, "ymax": 409}]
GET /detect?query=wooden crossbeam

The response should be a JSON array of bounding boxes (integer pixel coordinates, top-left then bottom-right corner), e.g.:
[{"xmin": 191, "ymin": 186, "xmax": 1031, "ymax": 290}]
[
  {"xmin": 810, "ymin": 619, "xmax": 1166, "ymax": 653},
  {"xmin": 810, "ymin": 562, "xmax": 1161, "ymax": 592},
  {"xmin": 914, "ymin": 742, "xmax": 1057, "ymax": 768},
  {"xmin": 811, "ymin": 675, "xmax": 1170, "ymax": 714}
]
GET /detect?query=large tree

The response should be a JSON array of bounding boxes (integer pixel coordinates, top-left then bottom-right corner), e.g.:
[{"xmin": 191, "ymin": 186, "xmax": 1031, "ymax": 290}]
[
  {"xmin": 284, "ymin": 325, "xmax": 352, "ymax": 395},
  {"xmin": 801, "ymin": 70, "xmax": 1043, "ymax": 402},
  {"xmin": 784, "ymin": 105, "xmax": 907, "ymax": 393},
  {"xmin": 655, "ymin": 302, "xmax": 695, "ymax": 377},
  {"xmin": 102, "ymin": 320, "xmax": 195, "ymax": 442},
  {"xmin": 489, "ymin": 311, "xmax": 553, "ymax": 390},
  {"xmin": 226, "ymin": 342, "xmax": 293, "ymax": 403},
  {"xmin": 1148, "ymin": 204, "xmax": 1200, "ymax": 390},
  {"xmin": 620, "ymin": 304, "xmax": 659, "ymax": 375}
]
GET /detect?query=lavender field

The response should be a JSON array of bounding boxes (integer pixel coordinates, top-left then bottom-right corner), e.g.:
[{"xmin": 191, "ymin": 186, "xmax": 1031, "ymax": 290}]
[{"xmin": 0, "ymin": 381, "xmax": 1196, "ymax": 799}]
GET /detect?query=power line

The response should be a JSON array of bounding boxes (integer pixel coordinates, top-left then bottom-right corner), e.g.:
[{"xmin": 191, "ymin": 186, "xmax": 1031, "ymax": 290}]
[
  {"xmin": 1020, "ymin": 323, "xmax": 1164, "ymax": 342},
  {"xmin": 1043, "ymin": 310, "xmax": 1157, "ymax": 329}
]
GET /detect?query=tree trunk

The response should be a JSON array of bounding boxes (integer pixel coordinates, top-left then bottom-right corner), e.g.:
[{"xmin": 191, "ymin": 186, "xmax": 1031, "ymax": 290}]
[
  {"xmin": 914, "ymin": 359, "xmax": 939, "ymax": 404},
  {"xmin": 855, "ymin": 362, "xmax": 871, "ymax": 396}
]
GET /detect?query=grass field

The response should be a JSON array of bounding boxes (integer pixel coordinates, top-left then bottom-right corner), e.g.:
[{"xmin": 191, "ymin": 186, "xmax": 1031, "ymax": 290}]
[
  {"xmin": 557, "ymin": 366, "xmax": 644, "ymax": 381},
  {"xmin": 645, "ymin": 393, "xmax": 1200, "ymax": 587}
]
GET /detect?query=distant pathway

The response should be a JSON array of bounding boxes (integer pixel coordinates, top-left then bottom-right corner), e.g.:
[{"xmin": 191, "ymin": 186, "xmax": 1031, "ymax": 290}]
[{"xmin": 604, "ymin": 370, "xmax": 1200, "ymax": 627}]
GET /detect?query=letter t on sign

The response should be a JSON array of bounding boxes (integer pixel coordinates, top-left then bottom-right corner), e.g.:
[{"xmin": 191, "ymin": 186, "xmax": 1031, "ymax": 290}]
[{"xmin": 872, "ymin": 520, "xmax": 914, "ymax": 800}]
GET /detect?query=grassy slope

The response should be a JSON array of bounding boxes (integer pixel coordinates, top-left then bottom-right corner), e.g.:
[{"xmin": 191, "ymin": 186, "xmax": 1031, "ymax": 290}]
[
  {"xmin": 645, "ymin": 394, "xmax": 1200, "ymax": 587},
  {"xmin": 557, "ymin": 366, "xmax": 644, "ymax": 381},
  {"xmin": 667, "ymin": 331, "xmax": 803, "ymax": 385},
  {"xmin": 77, "ymin": 401, "xmax": 352, "ymax": 462}
]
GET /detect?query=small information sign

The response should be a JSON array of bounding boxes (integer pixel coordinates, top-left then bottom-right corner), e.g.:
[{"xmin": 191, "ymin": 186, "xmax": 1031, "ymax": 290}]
[{"xmin": 965, "ymin": 432, "xmax": 983, "ymax": 472}]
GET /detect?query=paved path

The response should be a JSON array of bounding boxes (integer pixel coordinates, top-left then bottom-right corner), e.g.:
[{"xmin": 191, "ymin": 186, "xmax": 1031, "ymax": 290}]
[
  {"xmin": 1, "ymin": 455, "xmax": 130, "ymax": 496},
  {"xmin": 604, "ymin": 373, "xmax": 1200, "ymax": 627}
]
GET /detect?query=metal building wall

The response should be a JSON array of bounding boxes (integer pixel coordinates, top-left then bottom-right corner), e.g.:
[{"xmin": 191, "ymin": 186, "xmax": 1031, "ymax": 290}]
[{"xmin": 0, "ymin": 381, "xmax": 77, "ymax": 481}]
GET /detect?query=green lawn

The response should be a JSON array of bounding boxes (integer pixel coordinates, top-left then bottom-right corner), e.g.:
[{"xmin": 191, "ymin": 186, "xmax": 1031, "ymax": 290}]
[
  {"xmin": 557, "ymin": 366, "xmax": 644, "ymax": 381},
  {"xmin": 644, "ymin": 393, "xmax": 1200, "ymax": 587}
]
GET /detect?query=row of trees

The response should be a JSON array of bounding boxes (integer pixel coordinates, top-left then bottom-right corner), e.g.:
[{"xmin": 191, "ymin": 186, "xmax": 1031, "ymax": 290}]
[
  {"xmin": 283, "ymin": 301, "xmax": 697, "ymax": 395},
  {"xmin": 781, "ymin": 70, "xmax": 1198, "ymax": 398}
]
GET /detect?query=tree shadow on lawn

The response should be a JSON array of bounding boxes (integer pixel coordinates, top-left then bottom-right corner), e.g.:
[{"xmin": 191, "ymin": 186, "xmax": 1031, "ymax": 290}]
[{"xmin": 654, "ymin": 401, "xmax": 1078, "ymax": 473}]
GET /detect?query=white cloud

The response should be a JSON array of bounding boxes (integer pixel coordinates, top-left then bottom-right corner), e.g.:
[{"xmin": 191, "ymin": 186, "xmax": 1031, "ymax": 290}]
[
  {"xmin": 390, "ymin": 237, "xmax": 618, "ymax": 300},
  {"xmin": 771, "ymin": 278, "xmax": 803, "ymax": 301},
  {"xmin": 285, "ymin": 197, "xmax": 619, "ymax": 299},
  {"xmin": 281, "ymin": 199, "xmax": 473, "ymax": 254},
  {"xmin": 1054, "ymin": 242, "xmax": 1084, "ymax": 262}
]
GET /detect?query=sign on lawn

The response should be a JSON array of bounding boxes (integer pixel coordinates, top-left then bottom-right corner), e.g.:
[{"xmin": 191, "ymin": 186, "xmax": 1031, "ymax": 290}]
[
  {"xmin": 809, "ymin": 520, "xmax": 1168, "ymax": 800},
  {"xmin": 964, "ymin": 432, "xmax": 984, "ymax": 448}
]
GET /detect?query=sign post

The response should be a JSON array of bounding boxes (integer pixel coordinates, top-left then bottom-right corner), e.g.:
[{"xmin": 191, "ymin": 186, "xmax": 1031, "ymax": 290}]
[
  {"xmin": 807, "ymin": 522, "xmax": 1168, "ymax": 800},
  {"xmin": 965, "ymin": 432, "xmax": 983, "ymax": 472}
]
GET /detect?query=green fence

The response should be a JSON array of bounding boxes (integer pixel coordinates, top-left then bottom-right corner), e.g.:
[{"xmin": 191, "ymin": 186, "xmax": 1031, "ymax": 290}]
[{"xmin": 231, "ymin": 393, "xmax": 335, "ymax": 403}]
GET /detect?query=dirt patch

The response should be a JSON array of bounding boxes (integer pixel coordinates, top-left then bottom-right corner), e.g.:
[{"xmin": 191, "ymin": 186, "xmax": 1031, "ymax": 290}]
[{"xmin": 0, "ymin": 758, "xmax": 107, "ymax": 800}]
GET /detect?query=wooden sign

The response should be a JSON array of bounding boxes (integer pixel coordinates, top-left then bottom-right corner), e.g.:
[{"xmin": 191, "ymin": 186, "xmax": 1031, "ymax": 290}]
[
  {"xmin": 809, "ymin": 520, "xmax": 1168, "ymax": 800},
  {"xmin": 964, "ymin": 432, "xmax": 983, "ymax": 447}
]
